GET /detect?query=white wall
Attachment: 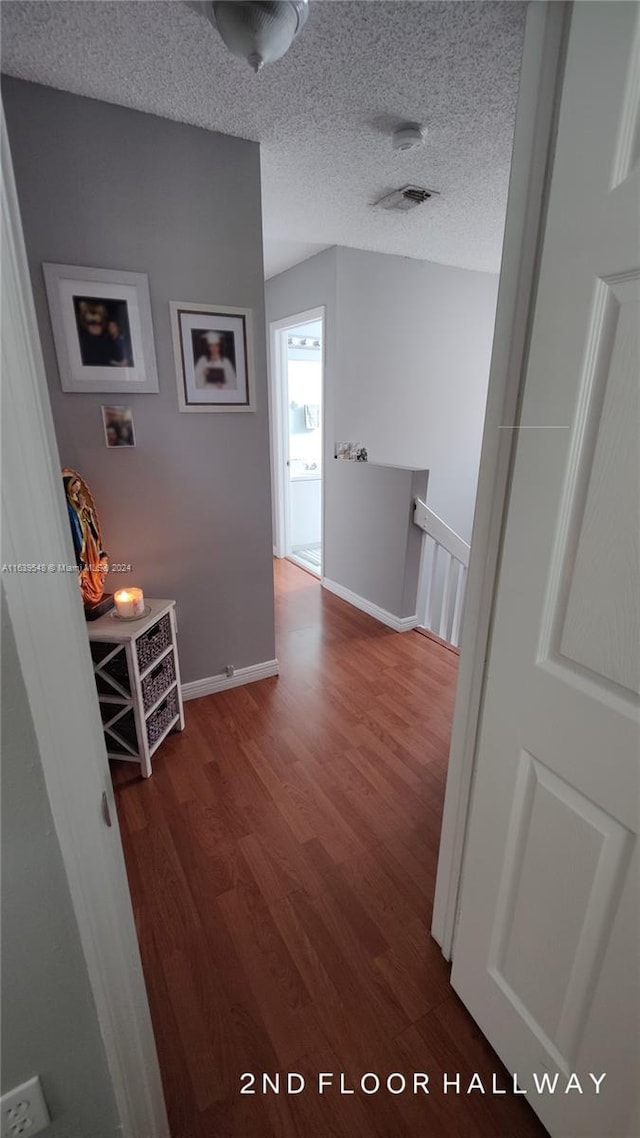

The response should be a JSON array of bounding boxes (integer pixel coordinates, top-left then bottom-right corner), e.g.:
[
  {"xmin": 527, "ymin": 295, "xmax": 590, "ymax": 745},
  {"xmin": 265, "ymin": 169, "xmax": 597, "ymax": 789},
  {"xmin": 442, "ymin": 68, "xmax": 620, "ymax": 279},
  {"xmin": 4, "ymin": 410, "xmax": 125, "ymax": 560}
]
[
  {"xmin": 335, "ymin": 248, "xmax": 499, "ymax": 543},
  {"xmin": 1, "ymin": 591, "xmax": 120, "ymax": 1137}
]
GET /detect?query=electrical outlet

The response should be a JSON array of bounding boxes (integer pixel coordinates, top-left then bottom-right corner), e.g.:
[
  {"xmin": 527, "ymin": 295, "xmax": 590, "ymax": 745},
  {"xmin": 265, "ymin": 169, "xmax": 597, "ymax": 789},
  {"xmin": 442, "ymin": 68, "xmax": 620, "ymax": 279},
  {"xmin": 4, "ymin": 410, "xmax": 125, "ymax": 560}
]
[{"xmin": 1, "ymin": 1077, "xmax": 50, "ymax": 1138}]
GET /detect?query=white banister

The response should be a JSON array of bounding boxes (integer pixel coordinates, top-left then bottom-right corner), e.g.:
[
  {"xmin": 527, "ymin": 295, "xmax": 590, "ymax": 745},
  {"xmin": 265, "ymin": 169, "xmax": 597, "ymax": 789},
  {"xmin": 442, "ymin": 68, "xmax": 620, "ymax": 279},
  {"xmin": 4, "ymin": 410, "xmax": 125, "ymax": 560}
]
[
  {"xmin": 450, "ymin": 561, "xmax": 467, "ymax": 647},
  {"xmin": 424, "ymin": 542, "xmax": 439, "ymax": 631},
  {"xmin": 414, "ymin": 499, "xmax": 471, "ymax": 648},
  {"xmin": 413, "ymin": 499, "xmax": 470, "ymax": 566},
  {"xmin": 439, "ymin": 551, "xmax": 454, "ymax": 640}
]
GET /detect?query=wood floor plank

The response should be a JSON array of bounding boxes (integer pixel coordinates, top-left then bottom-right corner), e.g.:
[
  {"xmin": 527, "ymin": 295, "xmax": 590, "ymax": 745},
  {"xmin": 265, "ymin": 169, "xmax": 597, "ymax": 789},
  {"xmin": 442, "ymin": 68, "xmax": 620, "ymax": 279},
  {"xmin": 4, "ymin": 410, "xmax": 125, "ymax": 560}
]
[
  {"xmin": 366, "ymin": 839, "xmax": 434, "ymax": 923},
  {"xmin": 350, "ymin": 723, "xmax": 423, "ymax": 788},
  {"xmin": 343, "ymin": 743, "xmax": 429, "ymax": 821},
  {"xmin": 284, "ymin": 1048, "xmax": 380, "ymax": 1138},
  {"xmin": 373, "ymin": 917, "xmax": 451, "ymax": 1023},
  {"xmin": 240, "ymin": 737, "xmax": 317, "ymax": 844},
  {"xmin": 286, "ymin": 760, "xmax": 366, "ymax": 863},
  {"xmin": 169, "ymin": 797, "xmax": 241, "ymax": 899},
  {"xmin": 168, "ymin": 919, "xmax": 290, "ymax": 1126},
  {"xmin": 161, "ymin": 946, "xmax": 222, "ymax": 1113},
  {"xmin": 139, "ymin": 935, "xmax": 207, "ymax": 1138},
  {"xmin": 409, "ymin": 996, "xmax": 550, "ymax": 1138},
  {"xmin": 216, "ymin": 853, "xmax": 328, "ymax": 1066},
  {"xmin": 299, "ymin": 756, "xmax": 399, "ymax": 851},
  {"xmin": 113, "ymin": 559, "xmax": 549, "ymax": 1137},
  {"xmin": 111, "ymin": 765, "xmax": 149, "ymax": 832},
  {"xmin": 381, "ymin": 832, "xmax": 437, "ymax": 905},
  {"xmin": 270, "ymin": 887, "xmax": 416, "ymax": 1120},
  {"xmin": 208, "ymin": 734, "xmax": 275, "ymax": 830},
  {"xmin": 296, "ymin": 882, "xmax": 409, "ymax": 1039},
  {"xmin": 391, "ymin": 1023, "xmax": 473, "ymax": 1138},
  {"xmin": 335, "ymin": 848, "xmax": 425, "ymax": 946},
  {"xmin": 302, "ymin": 837, "xmax": 389, "ymax": 957},
  {"xmin": 236, "ymin": 828, "xmax": 312, "ymax": 905},
  {"xmin": 127, "ymin": 820, "xmax": 202, "ymax": 958},
  {"xmin": 239, "ymin": 785, "xmax": 343, "ymax": 899}
]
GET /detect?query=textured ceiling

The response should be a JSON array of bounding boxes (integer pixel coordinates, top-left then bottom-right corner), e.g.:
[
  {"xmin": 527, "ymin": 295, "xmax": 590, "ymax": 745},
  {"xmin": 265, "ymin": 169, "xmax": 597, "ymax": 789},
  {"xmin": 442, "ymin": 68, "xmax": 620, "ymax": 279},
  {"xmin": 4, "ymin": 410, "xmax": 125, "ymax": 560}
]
[{"xmin": 1, "ymin": 1, "xmax": 526, "ymax": 278}]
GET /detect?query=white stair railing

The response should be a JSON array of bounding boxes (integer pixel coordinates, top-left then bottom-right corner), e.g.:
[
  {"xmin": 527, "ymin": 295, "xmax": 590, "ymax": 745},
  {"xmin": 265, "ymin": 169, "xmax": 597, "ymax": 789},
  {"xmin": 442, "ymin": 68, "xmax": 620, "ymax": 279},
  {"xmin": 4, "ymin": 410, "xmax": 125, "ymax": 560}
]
[{"xmin": 413, "ymin": 499, "xmax": 470, "ymax": 648}]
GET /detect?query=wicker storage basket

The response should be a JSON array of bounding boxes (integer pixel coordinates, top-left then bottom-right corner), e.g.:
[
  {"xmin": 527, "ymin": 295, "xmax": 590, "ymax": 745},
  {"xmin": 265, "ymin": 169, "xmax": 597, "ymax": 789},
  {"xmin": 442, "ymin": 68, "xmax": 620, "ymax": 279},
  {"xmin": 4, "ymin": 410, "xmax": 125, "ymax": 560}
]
[
  {"xmin": 137, "ymin": 614, "xmax": 171, "ymax": 672},
  {"xmin": 141, "ymin": 652, "xmax": 176, "ymax": 713},
  {"xmin": 146, "ymin": 687, "xmax": 179, "ymax": 748}
]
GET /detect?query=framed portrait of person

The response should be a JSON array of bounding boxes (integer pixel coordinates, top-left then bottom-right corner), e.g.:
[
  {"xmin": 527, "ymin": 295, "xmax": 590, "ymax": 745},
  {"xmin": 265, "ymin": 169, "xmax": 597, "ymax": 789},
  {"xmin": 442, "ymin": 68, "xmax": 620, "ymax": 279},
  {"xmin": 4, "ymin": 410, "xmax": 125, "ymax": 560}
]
[
  {"xmin": 102, "ymin": 405, "xmax": 136, "ymax": 448},
  {"xmin": 170, "ymin": 301, "xmax": 255, "ymax": 412},
  {"xmin": 43, "ymin": 263, "xmax": 159, "ymax": 393}
]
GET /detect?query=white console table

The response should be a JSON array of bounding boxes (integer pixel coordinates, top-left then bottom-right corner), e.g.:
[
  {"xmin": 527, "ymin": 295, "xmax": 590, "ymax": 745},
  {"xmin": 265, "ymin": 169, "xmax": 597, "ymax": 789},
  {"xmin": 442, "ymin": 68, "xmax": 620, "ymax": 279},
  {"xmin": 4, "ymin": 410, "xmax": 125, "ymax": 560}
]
[{"xmin": 87, "ymin": 598, "xmax": 185, "ymax": 778}]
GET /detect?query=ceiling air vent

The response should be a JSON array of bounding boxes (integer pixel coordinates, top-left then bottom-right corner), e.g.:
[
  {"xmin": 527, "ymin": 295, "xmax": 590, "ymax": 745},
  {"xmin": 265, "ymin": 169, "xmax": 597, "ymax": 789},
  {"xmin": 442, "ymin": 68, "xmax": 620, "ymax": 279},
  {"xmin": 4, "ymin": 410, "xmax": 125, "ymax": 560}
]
[{"xmin": 375, "ymin": 185, "xmax": 439, "ymax": 212}]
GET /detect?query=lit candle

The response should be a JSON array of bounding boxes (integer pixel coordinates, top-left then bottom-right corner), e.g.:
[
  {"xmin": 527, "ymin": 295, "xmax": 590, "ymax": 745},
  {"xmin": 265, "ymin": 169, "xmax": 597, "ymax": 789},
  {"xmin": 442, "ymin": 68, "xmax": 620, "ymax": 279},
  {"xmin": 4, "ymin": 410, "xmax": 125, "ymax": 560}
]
[{"xmin": 114, "ymin": 587, "xmax": 144, "ymax": 618}]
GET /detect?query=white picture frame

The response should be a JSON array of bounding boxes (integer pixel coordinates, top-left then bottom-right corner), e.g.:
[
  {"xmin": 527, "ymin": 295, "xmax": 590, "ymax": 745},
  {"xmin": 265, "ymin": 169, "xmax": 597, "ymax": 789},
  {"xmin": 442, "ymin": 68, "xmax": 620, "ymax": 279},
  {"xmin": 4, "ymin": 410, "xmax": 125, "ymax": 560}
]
[
  {"xmin": 43, "ymin": 263, "xmax": 159, "ymax": 393},
  {"xmin": 170, "ymin": 301, "xmax": 255, "ymax": 413}
]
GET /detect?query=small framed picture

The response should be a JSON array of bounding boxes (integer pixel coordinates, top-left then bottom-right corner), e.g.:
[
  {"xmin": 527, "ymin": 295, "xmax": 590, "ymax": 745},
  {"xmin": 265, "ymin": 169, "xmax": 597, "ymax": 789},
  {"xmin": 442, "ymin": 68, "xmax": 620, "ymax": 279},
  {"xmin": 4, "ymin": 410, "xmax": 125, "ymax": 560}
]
[
  {"xmin": 335, "ymin": 441, "xmax": 367, "ymax": 461},
  {"xmin": 102, "ymin": 405, "xmax": 136, "ymax": 448},
  {"xmin": 170, "ymin": 301, "xmax": 255, "ymax": 412},
  {"xmin": 43, "ymin": 263, "xmax": 159, "ymax": 393}
]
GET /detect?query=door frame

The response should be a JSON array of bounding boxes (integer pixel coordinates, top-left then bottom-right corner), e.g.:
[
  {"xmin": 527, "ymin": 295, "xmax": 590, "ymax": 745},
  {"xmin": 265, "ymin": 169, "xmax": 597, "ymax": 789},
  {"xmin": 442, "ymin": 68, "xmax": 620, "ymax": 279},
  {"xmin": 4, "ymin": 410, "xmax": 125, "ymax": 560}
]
[
  {"xmin": 431, "ymin": 0, "xmax": 570, "ymax": 958},
  {"xmin": 269, "ymin": 305, "xmax": 325, "ymax": 565},
  {"xmin": 1, "ymin": 111, "xmax": 169, "ymax": 1137}
]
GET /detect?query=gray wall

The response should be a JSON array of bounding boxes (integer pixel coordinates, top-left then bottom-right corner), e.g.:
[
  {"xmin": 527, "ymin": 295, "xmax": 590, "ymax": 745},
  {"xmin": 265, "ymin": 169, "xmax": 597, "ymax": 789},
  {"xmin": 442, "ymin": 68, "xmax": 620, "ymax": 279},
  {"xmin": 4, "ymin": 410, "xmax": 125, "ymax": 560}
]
[
  {"xmin": 335, "ymin": 248, "xmax": 498, "ymax": 543},
  {"xmin": 325, "ymin": 463, "xmax": 428, "ymax": 618},
  {"xmin": 266, "ymin": 246, "xmax": 498, "ymax": 546},
  {"xmin": 3, "ymin": 78, "xmax": 275, "ymax": 683},
  {"xmin": 1, "ymin": 590, "xmax": 120, "ymax": 1137}
]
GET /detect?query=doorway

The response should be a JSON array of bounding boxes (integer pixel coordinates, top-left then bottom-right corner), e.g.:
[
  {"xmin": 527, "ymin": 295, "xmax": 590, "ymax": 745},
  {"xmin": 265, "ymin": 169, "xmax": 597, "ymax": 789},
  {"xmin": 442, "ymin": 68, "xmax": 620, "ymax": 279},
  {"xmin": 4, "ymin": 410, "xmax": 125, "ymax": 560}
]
[{"xmin": 270, "ymin": 307, "xmax": 324, "ymax": 578}]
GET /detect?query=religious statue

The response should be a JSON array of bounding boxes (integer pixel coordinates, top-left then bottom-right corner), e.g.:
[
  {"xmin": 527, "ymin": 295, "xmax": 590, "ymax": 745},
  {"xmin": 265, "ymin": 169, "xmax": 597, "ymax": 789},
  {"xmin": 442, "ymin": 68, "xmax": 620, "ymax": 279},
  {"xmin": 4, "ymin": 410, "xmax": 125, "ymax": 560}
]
[{"xmin": 62, "ymin": 468, "xmax": 113, "ymax": 618}]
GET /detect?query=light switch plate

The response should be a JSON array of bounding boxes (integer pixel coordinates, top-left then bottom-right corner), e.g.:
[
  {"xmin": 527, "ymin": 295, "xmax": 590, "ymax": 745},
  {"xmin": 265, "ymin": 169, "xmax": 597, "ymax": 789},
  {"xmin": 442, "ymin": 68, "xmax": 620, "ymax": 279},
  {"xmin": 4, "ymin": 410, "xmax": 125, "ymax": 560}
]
[{"xmin": 1, "ymin": 1076, "xmax": 50, "ymax": 1137}]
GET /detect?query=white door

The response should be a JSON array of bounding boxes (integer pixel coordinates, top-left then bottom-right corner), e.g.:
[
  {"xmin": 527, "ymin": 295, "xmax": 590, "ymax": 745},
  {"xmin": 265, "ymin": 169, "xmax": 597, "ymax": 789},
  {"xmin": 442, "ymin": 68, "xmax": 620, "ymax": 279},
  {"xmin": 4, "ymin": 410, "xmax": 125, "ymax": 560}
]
[
  {"xmin": 270, "ymin": 307, "xmax": 325, "ymax": 574},
  {"xmin": 451, "ymin": 5, "xmax": 640, "ymax": 1138},
  {"xmin": 286, "ymin": 318, "xmax": 323, "ymax": 575}
]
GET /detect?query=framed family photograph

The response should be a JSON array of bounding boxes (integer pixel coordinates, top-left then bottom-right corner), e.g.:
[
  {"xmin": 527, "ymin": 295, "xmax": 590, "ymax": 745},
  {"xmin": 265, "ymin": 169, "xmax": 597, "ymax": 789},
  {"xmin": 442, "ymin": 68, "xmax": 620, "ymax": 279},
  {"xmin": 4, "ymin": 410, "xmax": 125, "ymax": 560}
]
[
  {"xmin": 102, "ymin": 405, "xmax": 136, "ymax": 448},
  {"xmin": 43, "ymin": 263, "xmax": 159, "ymax": 393},
  {"xmin": 170, "ymin": 301, "xmax": 255, "ymax": 413}
]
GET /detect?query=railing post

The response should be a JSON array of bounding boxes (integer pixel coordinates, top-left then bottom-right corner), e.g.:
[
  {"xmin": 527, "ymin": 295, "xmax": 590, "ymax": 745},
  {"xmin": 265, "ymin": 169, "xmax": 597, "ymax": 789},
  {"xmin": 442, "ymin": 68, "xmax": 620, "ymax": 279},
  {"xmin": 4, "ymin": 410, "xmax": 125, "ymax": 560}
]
[
  {"xmin": 450, "ymin": 563, "xmax": 467, "ymax": 648},
  {"xmin": 439, "ymin": 552, "xmax": 454, "ymax": 641},
  {"xmin": 424, "ymin": 541, "xmax": 440, "ymax": 632}
]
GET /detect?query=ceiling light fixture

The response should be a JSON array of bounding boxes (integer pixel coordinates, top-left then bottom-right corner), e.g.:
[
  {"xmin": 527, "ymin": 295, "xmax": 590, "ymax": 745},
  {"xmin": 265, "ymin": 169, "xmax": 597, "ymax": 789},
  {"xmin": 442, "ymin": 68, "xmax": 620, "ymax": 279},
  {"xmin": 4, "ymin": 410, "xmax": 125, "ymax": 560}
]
[
  {"xmin": 211, "ymin": 1, "xmax": 309, "ymax": 73},
  {"xmin": 392, "ymin": 123, "xmax": 426, "ymax": 152}
]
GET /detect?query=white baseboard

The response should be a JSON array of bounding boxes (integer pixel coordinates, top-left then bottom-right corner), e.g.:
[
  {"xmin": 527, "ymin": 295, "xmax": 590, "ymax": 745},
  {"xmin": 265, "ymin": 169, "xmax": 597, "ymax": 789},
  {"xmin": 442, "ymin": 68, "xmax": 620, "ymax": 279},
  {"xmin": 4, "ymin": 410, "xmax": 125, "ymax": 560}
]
[
  {"xmin": 321, "ymin": 577, "xmax": 418, "ymax": 633},
  {"xmin": 182, "ymin": 658, "xmax": 279, "ymax": 702}
]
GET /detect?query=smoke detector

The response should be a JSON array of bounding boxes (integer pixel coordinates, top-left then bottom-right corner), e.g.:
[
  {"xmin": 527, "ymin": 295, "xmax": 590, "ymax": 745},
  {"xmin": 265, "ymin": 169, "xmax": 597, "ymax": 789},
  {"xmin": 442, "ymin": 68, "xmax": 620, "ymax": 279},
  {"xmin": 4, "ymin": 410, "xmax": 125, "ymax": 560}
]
[
  {"xmin": 392, "ymin": 123, "xmax": 425, "ymax": 152},
  {"xmin": 375, "ymin": 186, "xmax": 439, "ymax": 212}
]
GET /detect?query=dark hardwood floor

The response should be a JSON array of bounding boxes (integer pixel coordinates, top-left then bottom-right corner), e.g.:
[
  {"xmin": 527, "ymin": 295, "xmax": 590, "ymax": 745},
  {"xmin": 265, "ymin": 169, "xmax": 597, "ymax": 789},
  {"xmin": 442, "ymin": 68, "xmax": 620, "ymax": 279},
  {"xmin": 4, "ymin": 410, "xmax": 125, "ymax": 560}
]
[{"xmin": 112, "ymin": 559, "xmax": 548, "ymax": 1137}]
